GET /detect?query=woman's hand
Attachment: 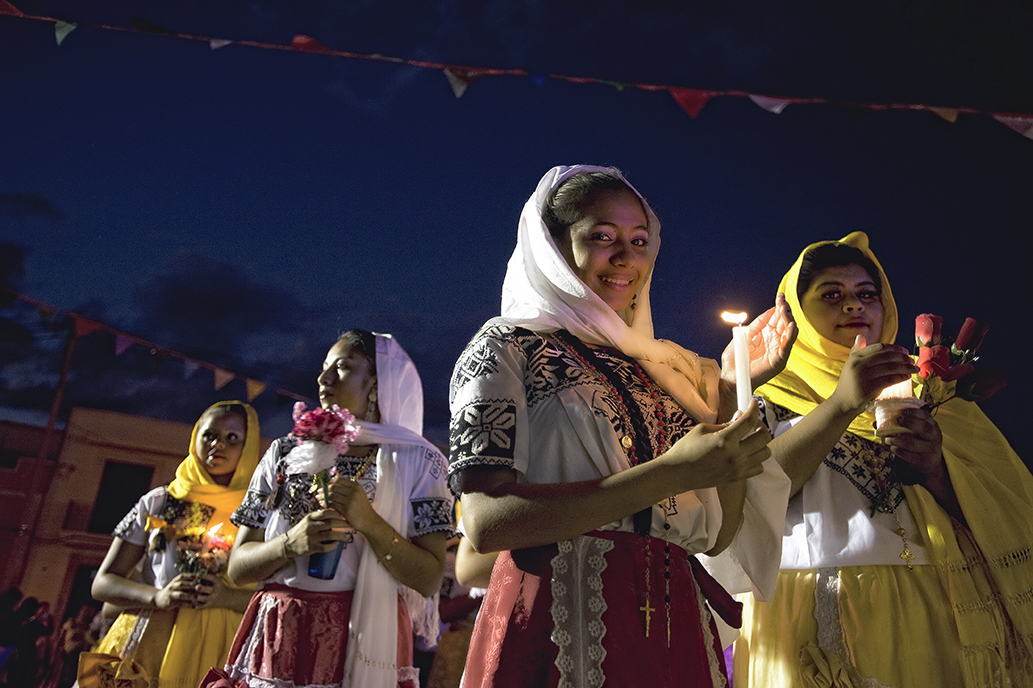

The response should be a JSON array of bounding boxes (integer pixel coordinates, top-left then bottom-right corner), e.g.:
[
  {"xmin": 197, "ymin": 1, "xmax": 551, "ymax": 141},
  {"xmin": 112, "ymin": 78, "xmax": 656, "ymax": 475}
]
[
  {"xmin": 282, "ymin": 509, "xmax": 351, "ymax": 558},
  {"xmin": 830, "ymin": 335, "xmax": 917, "ymax": 416},
  {"xmin": 153, "ymin": 572, "xmax": 214, "ymax": 610},
  {"xmin": 721, "ymin": 293, "xmax": 798, "ymax": 389},
  {"xmin": 660, "ymin": 399, "xmax": 772, "ymax": 492},
  {"xmin": 882, "ymin": 406, "xmax": 945, "ymax": 481},
  {"xmin": 317, "ymin": 474, "xmax": 378, "ymax": 535},
  {"xmin": 882, "ymin": 406, "xmax": 965, "ymax": 523}
]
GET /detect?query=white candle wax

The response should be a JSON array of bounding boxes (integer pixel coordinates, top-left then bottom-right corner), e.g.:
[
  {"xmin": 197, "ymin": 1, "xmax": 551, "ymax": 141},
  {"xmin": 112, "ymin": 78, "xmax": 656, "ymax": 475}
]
[{"xmin": 733, "ymin": 324, "xmax": 752, "ymax": 413}]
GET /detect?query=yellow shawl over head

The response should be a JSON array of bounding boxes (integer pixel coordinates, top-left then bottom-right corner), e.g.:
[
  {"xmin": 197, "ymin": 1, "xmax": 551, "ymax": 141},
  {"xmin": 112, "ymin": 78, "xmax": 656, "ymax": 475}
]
[
  {"xmin": 759, "ymin": 231, "xmax": 897, "ymax": 441},
  {"xmin": 166, "ymin": 400, "xmax": 261, "ymax": 539}
]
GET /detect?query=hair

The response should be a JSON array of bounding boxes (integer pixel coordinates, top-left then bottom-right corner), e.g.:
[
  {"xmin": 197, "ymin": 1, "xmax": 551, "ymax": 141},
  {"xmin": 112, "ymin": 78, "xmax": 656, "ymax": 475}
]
[
  {"xmin": 335, "ymin": 329, "xmax": 377, "ymax": 376},
  {"xmin": 200, "ymin": 403, "xmax": 249, "ymax": 432},
  {"xmin": 797, "ymin": 242, "xmax": 882, "ymax": 299},
  {"xmin": 542, "ymin": 170, "xmax": 641, "ymax": 237}
]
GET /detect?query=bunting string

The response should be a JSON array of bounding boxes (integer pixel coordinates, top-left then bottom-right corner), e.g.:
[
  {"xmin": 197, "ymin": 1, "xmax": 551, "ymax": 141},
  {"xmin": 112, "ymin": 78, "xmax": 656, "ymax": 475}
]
[
  {"xmin": 5, "ymin": 289, "xmax": 306, "ymax": 404},
  {"xmin": 1, "ymin": 0, "xmax": 1031, "ymax": 140}
]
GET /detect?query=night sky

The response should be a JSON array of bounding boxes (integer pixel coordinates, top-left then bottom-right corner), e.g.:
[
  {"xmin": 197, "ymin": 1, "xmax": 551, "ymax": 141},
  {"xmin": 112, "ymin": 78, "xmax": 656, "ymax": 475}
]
[{"xmin": 2, "ymin": 2, "xmax": 1031, "ymax": 463}]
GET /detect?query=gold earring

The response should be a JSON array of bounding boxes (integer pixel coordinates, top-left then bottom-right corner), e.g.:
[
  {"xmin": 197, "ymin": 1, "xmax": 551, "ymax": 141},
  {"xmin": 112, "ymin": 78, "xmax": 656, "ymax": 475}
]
[{"xmin": 365, "ymin": 386, "xmax": 378, "ymax": 421}]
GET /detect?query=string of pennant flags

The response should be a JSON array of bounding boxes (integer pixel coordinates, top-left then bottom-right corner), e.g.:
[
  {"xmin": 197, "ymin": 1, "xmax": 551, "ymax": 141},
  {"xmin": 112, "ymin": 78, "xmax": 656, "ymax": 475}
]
[
  {"xmin": 8, "ymin": 290, "xmax": 308, "ymax": 405},
  {"xmin": 2, "ymin": 0, "xmax": 1032, "ymax": 140}
]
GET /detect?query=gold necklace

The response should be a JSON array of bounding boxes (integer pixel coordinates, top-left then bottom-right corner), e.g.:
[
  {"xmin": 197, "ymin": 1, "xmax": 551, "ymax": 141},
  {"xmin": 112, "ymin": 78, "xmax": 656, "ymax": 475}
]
[{"xmin": 858, "ymin": 444, "xmax": 914, "ymax": 570}]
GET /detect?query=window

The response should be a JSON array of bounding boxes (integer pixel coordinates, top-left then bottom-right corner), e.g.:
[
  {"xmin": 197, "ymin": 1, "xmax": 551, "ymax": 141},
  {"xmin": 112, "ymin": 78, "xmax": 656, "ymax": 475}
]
[{"xmin": 86, "ymin": 462, "xmax": 153, "ymax": 534}]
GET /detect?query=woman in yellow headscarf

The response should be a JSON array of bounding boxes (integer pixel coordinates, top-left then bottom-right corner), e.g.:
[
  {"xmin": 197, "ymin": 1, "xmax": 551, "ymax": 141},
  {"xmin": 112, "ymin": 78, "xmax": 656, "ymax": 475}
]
[
  {"xmin": 736, "ymin": 232, "xmax": 1033, "ymax": 688},
  {"xmin": 82, "ymin": 401, "xmax": 262, "ymax": 688}
]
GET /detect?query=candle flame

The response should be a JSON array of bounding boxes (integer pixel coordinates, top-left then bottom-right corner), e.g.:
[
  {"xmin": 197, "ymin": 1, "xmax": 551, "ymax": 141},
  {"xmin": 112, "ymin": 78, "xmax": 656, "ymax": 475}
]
[{"xmin": 721, "ymin": 311, "xmax": 747, "ymax": 325}]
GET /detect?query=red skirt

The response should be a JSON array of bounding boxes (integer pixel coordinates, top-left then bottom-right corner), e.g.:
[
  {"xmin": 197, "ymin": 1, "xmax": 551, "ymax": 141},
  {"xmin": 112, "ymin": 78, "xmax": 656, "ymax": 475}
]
[
  {"xmin": 200, "ymin": 585, "xmax": 415, "ymax": 688},
  {"xmin": 461, "ymin": 531, "xmax": 739, "ymax": 688}
]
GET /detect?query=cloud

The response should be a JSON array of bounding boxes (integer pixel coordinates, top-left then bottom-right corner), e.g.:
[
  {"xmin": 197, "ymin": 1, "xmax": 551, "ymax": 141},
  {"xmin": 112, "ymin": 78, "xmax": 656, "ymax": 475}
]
[
  {"xmin": 132, "ymin": 253, "xmax": 306, "ymax": 358},
  {"xmin": 0, "ymin": 194, "xmax": 62, "ymax": 221}
]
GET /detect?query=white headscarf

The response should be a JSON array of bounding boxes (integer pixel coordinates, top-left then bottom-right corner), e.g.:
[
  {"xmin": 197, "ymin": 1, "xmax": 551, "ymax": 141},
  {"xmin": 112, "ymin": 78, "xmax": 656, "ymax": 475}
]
[
  {"xmin": 344, "ymin": 333, "xmax": 445, "ymax": 688},
  {"xmin": 489, "ymin": 164, "xmax": 721, "ymax": 423}
]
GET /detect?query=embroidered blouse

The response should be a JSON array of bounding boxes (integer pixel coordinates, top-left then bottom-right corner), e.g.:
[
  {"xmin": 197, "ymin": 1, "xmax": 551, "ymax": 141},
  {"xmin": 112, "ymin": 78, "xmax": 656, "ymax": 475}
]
[
  {"xmin": 113, "ymin": 486, "xmax": 217, "ymax": 589},
  {"xmin": 762, "ymin": 401, "xmax": 931, "ymax": 568},
  {"xmin": 233, "ymin": 435, "xmax": 453, "ymax": 592},
  {"xmin": 448, "ymin": 325, "xmax": 723, "ymax": 553}
]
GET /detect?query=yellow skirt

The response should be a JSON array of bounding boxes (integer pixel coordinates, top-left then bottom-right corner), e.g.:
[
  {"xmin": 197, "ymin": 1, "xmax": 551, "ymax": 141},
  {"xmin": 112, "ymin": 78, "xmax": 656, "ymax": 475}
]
[
  {"xmin": 82, "ymin": 606, "xmax": 244, "ymax": 688},
  {"xmin": 736, "ymin": 566, "xmax": 962, "ymax": 688}
]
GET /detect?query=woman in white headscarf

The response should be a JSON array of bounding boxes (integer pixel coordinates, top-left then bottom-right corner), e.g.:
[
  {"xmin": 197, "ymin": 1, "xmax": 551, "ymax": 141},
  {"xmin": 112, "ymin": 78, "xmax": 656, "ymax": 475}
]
[
  {"xmin": 448, "ymin": 165, "xmax": 794, "ymax": 687},
  {"xmin": 204, "ymin": 331, "xmax": 453, "ymax": 688}
]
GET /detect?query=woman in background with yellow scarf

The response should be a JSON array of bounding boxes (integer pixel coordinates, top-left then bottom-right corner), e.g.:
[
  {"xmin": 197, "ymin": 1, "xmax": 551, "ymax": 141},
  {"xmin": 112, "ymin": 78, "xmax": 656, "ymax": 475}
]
[
  {"xmin": 736, "ymin": 232, "xmax": 1033, "ymax": 687},
  {"xmin": 82, "ymin": 401, "xmax": 261, "ymax": 688}
]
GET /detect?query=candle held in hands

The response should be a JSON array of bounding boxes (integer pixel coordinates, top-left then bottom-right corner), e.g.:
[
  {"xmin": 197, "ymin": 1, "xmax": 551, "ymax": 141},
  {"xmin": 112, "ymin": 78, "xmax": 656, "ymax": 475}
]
[{"xmin": 722, "ymin": 311, "xmax": 752, "ymax": 413}]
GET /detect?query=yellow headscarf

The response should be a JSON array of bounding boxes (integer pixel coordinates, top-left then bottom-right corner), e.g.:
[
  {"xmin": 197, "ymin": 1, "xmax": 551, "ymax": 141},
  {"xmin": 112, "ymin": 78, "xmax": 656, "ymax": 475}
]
[
  {"xmin": 166, "ymin": 400, "xmax": 261, "ymax": 538},
  {"xmin": 758, "ymin": 231, "xmax": 897, "ymax": 441}
]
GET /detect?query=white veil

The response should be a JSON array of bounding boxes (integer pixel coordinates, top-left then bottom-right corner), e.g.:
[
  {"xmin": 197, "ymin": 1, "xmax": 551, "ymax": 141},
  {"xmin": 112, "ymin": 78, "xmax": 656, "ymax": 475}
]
[
  {"xmin": 344, "ymin": 333, "xmax": 446, "ymax": 688},
  {"xmin": 489, "ymin": 164, "xmax": 722, "ymax": 423}
]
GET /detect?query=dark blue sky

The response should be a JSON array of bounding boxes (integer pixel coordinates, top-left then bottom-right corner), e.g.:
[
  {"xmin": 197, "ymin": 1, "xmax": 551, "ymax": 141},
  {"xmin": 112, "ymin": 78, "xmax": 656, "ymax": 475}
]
[{"xmin": 2, "ymin": 2, "xmax": 1031, "ymax": 460}]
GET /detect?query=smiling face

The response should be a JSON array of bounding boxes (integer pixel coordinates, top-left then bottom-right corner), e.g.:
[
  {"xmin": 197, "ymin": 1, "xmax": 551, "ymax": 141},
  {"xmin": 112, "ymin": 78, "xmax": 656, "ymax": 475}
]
[
  {"xmin": 194, "ymin": 409, "xmax": 247, "ymax": 485},
  {"xmin": 317, "ymin": 339, "xmax": 378, "ymax": 417},
  {"xmin": 554, "ymin": 187, "xmax": 651, "ymax": 313},
  {"xmin": 800, "ymin": 263, "xmax": 884, "ymax": 347}
]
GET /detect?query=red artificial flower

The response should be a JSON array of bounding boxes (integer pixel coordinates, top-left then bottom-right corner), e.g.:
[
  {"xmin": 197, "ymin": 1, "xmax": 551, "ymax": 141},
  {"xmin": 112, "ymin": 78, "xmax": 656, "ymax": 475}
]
[
  {"xmin": 955, "ymin": 366, "xmax": 1007, "ymax": 403},
  {"xmin": 917, "ymin": 345, "xmax": 950, "ymax": 379},
  {"xmin": 953, "ymin": 317, "xmax": 989, "ymax": 354},
  {"xmin": 915, "ymin": 314, "xmax": 943, "ymax": 347}
]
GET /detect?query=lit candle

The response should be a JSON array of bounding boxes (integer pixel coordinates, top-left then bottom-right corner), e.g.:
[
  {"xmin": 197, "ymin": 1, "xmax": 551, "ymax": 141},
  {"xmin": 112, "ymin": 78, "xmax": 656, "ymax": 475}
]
[{"xmin": 721, "ymin": 311, "xmax": 752, "ymax": 413}]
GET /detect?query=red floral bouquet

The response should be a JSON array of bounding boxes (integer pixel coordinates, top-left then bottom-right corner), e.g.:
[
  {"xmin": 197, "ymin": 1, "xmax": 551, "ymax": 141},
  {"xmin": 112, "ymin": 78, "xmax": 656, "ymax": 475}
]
[
  {"xmin": 913, "ymin": 314, "xmax": 1007, "ymax": 408},
  {"xmin": 285, "ymin": 402, "xmax": 359, "ymax": 503}
]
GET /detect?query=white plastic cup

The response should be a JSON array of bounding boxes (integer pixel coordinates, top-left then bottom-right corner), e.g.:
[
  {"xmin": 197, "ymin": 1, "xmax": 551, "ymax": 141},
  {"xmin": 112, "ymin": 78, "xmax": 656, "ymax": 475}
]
[{"xmin": 873, "ymin": 397, "xmax": 923, "ymax": 438}]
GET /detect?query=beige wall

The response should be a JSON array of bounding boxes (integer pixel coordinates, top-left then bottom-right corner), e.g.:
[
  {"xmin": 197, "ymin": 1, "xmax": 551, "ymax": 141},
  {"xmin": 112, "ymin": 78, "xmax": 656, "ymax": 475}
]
[{"xmin": 17, "ymin": 408, "xmax": 193, "ymax": 618}]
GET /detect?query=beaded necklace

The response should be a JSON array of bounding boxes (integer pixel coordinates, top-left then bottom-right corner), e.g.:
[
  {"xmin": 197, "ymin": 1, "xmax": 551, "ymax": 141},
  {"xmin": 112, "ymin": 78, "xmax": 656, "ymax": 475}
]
[{"xmin": 552, "ymin": 330, "xmax": 677, "ymax": 641}]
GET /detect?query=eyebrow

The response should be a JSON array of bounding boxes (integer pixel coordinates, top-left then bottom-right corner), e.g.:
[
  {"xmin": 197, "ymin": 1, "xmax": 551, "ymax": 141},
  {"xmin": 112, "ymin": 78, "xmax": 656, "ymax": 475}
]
[
  {"xmin": 588, "ymin": 220, "xmax": 649, "ymax": 231},
  {"xmin": 815, "ymin": 279, "xmax": 878, "ymax": 289}
]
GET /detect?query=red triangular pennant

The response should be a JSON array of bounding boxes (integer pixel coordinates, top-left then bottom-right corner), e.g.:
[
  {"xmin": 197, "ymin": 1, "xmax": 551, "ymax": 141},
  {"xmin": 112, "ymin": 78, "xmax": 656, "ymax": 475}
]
[
  {"xmin": 73, "ymin": 316, "xmax": 103, "ymax": 337},
  {"xmin": 292, "ymin": 35, "xmax": 331, "ymax": 53},
  {"xmin": 0, "ymin": 1, "xmax": 25, "ymax": 16},
  {"xmin": 669, "ymin": 88, "xmax": 713, "ymax": 119}
]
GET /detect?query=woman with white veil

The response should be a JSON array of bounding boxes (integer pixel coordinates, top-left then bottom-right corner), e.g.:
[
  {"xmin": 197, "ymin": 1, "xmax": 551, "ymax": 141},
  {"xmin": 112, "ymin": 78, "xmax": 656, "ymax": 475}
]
[{"xmin": 206, "ymin": 331, "xmax": 453, "ymax": 688}]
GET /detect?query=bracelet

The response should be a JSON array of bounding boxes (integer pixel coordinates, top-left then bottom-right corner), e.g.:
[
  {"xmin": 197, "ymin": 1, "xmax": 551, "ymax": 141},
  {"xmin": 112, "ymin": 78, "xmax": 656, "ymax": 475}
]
[{"xmin": 378, "ymin": 536, "xmax": 401, "ymax": 564}]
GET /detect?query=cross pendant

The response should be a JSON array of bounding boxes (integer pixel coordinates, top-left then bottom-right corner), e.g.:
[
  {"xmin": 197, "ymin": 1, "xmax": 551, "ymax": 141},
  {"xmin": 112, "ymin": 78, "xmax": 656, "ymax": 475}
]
[{"xmin": 640, "ymin": 598, "xmax": 656, "ymax": 637}]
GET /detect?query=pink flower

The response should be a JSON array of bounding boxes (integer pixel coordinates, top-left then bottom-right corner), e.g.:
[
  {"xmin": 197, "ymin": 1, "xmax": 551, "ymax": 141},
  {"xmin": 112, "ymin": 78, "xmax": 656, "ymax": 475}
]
[
  {"xmin": 917, "ymin": 345, "xmax": 950, "ymax": 379},
  {"xmin": 953, "ymin": 318, "xmax": 989, "ymax": 354},
  {"xmin": 289, "ymin": 403, "xmax": 358, "ymax": 453},
  {"xmin": 915, "ymin": 314, "xmax": 943, "ymax": 347}
]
